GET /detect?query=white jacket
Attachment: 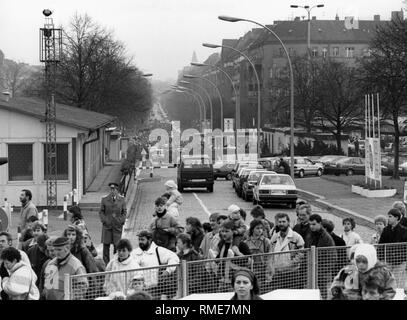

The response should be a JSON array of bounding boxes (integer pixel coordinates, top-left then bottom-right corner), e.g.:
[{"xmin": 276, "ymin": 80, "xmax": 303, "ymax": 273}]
[
  {"xmin": 103, "ymin": 254, "xmax": 141, "ymax": 295},
  {"xmin": 132, "ymin": 242, "xmax": 179, "ymax": 288},
  {"xmin": 1, "ymin": 262, "xmax": 39, "ymax": 300}
]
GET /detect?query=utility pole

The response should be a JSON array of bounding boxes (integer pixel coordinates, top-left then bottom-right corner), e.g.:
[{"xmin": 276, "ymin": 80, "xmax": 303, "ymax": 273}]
[{"xmin": 40, "ymin": 9, "xmax": 62, "ymax": 208}]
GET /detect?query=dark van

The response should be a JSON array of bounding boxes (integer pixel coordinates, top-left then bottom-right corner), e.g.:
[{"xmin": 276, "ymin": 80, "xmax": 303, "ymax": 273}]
[{"xmin": 177, "ymin": 155, "xmax": 214, "ymax": 192}]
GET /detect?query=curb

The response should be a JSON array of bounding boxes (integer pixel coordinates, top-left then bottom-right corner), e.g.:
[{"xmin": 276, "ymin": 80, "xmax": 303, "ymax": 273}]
[{"xmin": 297, "ymin": 188, "xmax": 375, "ymax": 230}]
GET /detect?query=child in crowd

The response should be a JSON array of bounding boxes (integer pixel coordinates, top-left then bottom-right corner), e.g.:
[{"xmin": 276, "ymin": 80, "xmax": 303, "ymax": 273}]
[
  {"xmin": 227, "ymin": 205, "xmax": 248, "ymax": 246},
  {"xmin": 371, "ymin": 215, "xmax": 387, "ymax": 244},
  {"xmin": 330, "ymin": 243, "xmax": 396, "ymax": 300},
  {"xmin": 341, "ymin": 217, "xmax": 363, "ymax": 246}
]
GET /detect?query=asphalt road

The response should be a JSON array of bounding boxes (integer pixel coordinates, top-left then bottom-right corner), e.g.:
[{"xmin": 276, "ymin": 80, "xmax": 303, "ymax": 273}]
[{"xmin": 125, "ymin": 168, "xmax": 374, "ymax": 246}]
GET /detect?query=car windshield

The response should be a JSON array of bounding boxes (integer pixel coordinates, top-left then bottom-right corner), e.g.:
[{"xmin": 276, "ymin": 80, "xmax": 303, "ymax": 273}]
[
  {"xmin": 249, "ymin": 171, "xmax": 268, "ymax": 181},
  {"xmin": 260, "ymin": 175, "xmax": 294, "ymax": 186},
  {"xmin": 183, "ymin": 157, "xmax": 211, "ymax": 168}
]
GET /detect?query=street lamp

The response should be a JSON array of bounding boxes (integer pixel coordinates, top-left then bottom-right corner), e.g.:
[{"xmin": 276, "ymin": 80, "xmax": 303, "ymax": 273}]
[
  {"xmin": 173, "ymin": 85, "xmax": 207, "ymax": 126},
  {"xmin": 290, "ymin": 4, "xmax": 324, "ymax": 58},
  {"xmin": 180, "ymin": 80, "xmax": 213, "ymax": 130},
  {"xmin": 184, "ymin": 74, "xmax": 224, "ymax": 131},
  {"xmin": 202, "ymin": 42, "xmax": 261, "ymax": 154},
  {"xmin": 218, "ymin": 15, "xmax": 295, "ymax": 179},
  {"xmin": 191, "ymin": 62, "xmax": 239, "ymax": 131}
]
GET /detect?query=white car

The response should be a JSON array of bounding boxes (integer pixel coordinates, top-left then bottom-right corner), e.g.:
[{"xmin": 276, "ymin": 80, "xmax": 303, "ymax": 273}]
[{"xmin": 253, "ymin": 174, "xmax": 297, "ymax": 208}]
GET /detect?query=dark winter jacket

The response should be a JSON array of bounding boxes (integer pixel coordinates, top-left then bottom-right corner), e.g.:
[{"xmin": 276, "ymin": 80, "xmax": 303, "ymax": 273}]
[
  {"xmin": 27, "ymin": 244, "xmax": 49, "ymax": 285},
  {"xmin": 189, "ymin": 229, "xmax": 205, "ymax": 252},
  {"xmin": 293, "ymin": 222, "xmax": 311, "ymax": 241},
  {"xmin": 71, "ymin": 245, "xmax": 99, "ymax": 273},
  {"xmin": 231, "ymin": 293, "xmax": 263, "ymax": 300},
  {"xmin": 178, "ymin": 249, "xmax": 202, "ymax": 262},
  {"xmin": 378, "ymin": 223, "xmax": 407, "ymax": 265}
]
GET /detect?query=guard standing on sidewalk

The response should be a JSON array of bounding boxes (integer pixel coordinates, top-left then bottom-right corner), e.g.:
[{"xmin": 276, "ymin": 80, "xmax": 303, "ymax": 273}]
[{"xmin": 99, "ymin": 182, "xmax": 127, "ymax": 264}]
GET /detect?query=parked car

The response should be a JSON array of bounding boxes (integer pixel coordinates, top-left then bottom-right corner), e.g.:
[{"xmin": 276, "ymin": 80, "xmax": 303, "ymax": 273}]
[
  {"xmin": 214, "ymin": 163, "xmax": 235, "ymax": 180},
  {"xmin": 258, "ymin": 157, "xmax": 284, "ymax": 173},
  {"xmin": 323, "ymin": 156, "xmax": 351, "ymax": 175},
  {"xmin": 317, "ymin": 155, "xmax": 347, "ymax": 166},
  {"xmin": 252, "ymin": 174, "xmax": 297, "ymax": 208},
  {"xmin": 381, "ymin": 155, "xmax": 407, "ymax": 176},
  {"xmin": 333, "ymin": 157, "xmax": 365, "ymax": 176},
  {"xmin": 235, "ymin": 168, "xmax": 268, "ymax": 197},
  {"xmin": 283, "ymin": 157, "xmax": 324, "ymax": 178},
  {"xmin": 242, "ymin": 170, "xmax": 275, "ymax": 201},
  {"xmin": 177, "ymin": 155, "xmax": 214, "ymax": 192},
  {"xmin": 232, "ymin": 162, "xmax": 263, "ymax": 189}
]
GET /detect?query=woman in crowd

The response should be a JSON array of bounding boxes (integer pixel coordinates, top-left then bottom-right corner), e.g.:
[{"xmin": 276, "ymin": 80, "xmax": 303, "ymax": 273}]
[
  {"xmin": 63, "ymin": 225, "xmax": 98, "ymax": 274},
  {"xmin": 371, "ymin": 215, "xmax": 387, "ymax": 244},
  {"xmin": 68, "ymin": 205, "xmax": 87, "ymax": 230},
  {"xmin": 185, "ymin": 217, "xmax": 205, "ymax": 252},
  {"xmin": 230, "ymin": 268, "xmax": 263, "ymax": 300}
]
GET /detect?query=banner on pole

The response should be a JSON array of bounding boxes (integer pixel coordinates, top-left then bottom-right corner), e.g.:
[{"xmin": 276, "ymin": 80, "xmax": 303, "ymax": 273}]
[{"xmin": 365, "ymin": 137, "xmax": 382, "ymax": 182}]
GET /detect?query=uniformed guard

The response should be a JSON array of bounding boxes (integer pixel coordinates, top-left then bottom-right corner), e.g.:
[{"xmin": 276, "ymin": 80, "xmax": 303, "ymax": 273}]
[{"xmin": 99, "ymin": 182, "xmax": 127, "ymax": 264}]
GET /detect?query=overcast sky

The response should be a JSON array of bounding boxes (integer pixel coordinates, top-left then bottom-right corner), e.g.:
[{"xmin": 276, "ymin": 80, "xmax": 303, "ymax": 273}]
[{"xmin": 0, "ymin": 0, "xmax": 404, "ymax": 81}]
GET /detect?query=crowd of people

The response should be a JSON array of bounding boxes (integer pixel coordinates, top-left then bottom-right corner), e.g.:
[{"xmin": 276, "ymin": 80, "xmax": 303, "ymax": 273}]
[{"xmin": 1, "ymin": 185, "xmax": 407, "ymax": 300}]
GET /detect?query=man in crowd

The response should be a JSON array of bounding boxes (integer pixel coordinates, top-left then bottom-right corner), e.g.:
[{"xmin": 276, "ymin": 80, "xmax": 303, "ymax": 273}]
[
  {"xmin": 149, "ymin": 197, "xmax": 183, "ymax": 252},
  {"xmin": 133, "ymin": 230, "xmax": 179, "ymax": 299},
  {"xmin": 305, "ymin": 214, "xmax": 336, "ymax": 299},
  {"xmin": 27, "ymin": 234, "xmax": 49, "ymax": 287},
  {"xmin": 268, "ymin": 213, "xmax": 304, "ymax": 290},
  {"xmin": 22, "ymin": 221, "xmax": 47, "ymax": 253},
  {"xmin": 322, "ymin": 219, "xmax": 347, "ymax": 276},
  {"xmin": 18, "ymin": 189, "xmax": 38, "ymax": 232},
  {"xmin": 99, "ymin": 182, "xmax": 127, "ymax": 264},
  {"xmin": 293, "ymin": 204, "xmax": 312, "ymax": 241},
  {"xmin": 392, "ymin": 201, "xmax": 407, "ymax": 228},
  {"xmin": 42, "ymin": 237, "xmax": 88, "ymax": 300},
  {"xmin": 199, "ymin": 212, "xmax": 221, "ymax": 259},
  {"xmin": 378, "ymin": 208, "xmax": 407, "ymax": 288}
]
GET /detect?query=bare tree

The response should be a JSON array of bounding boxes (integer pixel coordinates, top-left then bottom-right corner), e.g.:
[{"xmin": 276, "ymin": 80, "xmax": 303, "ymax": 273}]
[
  {"xmin": 315, "ymin": 59, "xmax": 364, "ymax": 153},
  {"xmin": 1, "ymin": 60, "xmax": 28, "ymax": 97}
]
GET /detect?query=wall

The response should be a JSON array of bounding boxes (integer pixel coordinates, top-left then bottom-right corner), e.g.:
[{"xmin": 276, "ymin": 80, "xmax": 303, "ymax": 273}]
[{"xmin": 0, "ymin": 109, "xmax": 83, "ymax": 206}]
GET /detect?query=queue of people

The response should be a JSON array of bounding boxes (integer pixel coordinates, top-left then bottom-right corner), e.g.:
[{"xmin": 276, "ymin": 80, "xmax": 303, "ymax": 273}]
[{"xmin": 2, "ymin": 182, "xmax": 407, "ymax": 301}]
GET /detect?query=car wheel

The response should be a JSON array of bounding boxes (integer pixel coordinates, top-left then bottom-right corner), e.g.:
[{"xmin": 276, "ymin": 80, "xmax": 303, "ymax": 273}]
[
  {"xmin": 346, "ymin": 169, "xmax": 354, "ymax": 176},
  {"xmin": 299, "ymin": 170, "xmax": 305, "ymax": 178},
  {"xmin": 316, "ymin": 169, "xmax": 322, "ymax": 177},
  {"xmin": 226, "ymin": 173, "xmax": 232, "ymax": 180},
  {"xmin": 207, "ymin": 185, "xmax": 214, "ymax": 192}
]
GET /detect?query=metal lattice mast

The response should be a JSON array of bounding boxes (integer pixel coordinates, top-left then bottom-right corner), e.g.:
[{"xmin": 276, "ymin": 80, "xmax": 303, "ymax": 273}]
[{"xmin": 40, "ymin": 10, "xmax": 62, "ymax": 208}]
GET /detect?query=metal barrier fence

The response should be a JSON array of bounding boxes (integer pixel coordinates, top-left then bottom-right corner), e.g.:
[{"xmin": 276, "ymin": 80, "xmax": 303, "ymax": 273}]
[{"xmin": 64, "ymin": 242, "xmax": 407, "ymax": 300}]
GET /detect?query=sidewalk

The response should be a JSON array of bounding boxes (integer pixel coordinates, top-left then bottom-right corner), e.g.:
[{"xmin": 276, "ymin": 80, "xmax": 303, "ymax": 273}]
[{"xmin": 295, "ymin": 176, "xmax": 399, "ymax": 228}]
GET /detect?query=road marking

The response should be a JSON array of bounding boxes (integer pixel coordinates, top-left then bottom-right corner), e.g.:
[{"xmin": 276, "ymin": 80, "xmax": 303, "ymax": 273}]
[{"xmin": 193, "ymin": 193, "xmax": 211, "ymax": 216}]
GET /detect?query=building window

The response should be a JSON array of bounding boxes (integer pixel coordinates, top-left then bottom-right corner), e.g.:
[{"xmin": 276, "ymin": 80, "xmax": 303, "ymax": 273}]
[
  {"xmin": 43, "ymin": 143, "xmax": 69, "ymax": 180},
  {"xmin": 8, "ymin": 144, "xmax": 33, "ymax": 181},
  {"xmin": 322, "ymin": 47, "xmax": 328, "ymax": 58},
  {"xmin": 312, "ymin": 47, "xmax": 318, "ymax": 57},
  {"xmin": 346, "ymin": 47, "xmax": 355, "ymax": 58},
  {"xmin": 332, "ymin": 47, "xmax": 340, "ymax": 57}
]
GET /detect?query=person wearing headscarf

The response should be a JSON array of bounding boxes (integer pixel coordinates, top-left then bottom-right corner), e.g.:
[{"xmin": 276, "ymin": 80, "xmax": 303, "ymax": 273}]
[
  {"xmin": 330, "ymin": 244, "xmax": 396, "ymax": 300},
  {"xmin": 230, "ymin": 268, "xmax": 263, "ymax": 300}
]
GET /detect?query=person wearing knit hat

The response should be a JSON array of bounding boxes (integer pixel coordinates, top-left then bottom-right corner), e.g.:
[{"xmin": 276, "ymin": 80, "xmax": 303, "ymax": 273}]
[
  {"xmin": 164, "ymin": 180, "xmax": 183, "ymax": 216},
  {"xmin": 230, "ymin": 268, "xmax": 263, "ymax": 300}
]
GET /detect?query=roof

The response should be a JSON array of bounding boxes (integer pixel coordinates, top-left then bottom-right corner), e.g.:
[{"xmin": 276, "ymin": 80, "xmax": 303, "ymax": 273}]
[
  {"xmin": 249, "ymin": 19, "xmax": 390, "ymax": 49},
  {"xmin": 0, "ymin": 97, "xmax": 115, "ymax": 131}
]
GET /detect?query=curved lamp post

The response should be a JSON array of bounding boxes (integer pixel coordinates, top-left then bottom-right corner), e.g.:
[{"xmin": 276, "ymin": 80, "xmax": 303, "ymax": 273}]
[
  {"xmin": 218, "ymin": 15, "xmax": 295, "ymax": 179},
  {"xmin": 184, "ymin": 74, "xmax": 224, "ymax": 131},
  {"xmin": 174, "ymin": 85, "xmax": 207, "ymax": 125},
  {"xmin": 203, "ymin": 42, "xmax": 261, "ymax": 154},
  {"xmin": 180, "ymin": 79, "xmax": 213, "ymax": 130},
  {"xmin": 191, "ymin": 62, "xmax": 239, "ymax": 131}
]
